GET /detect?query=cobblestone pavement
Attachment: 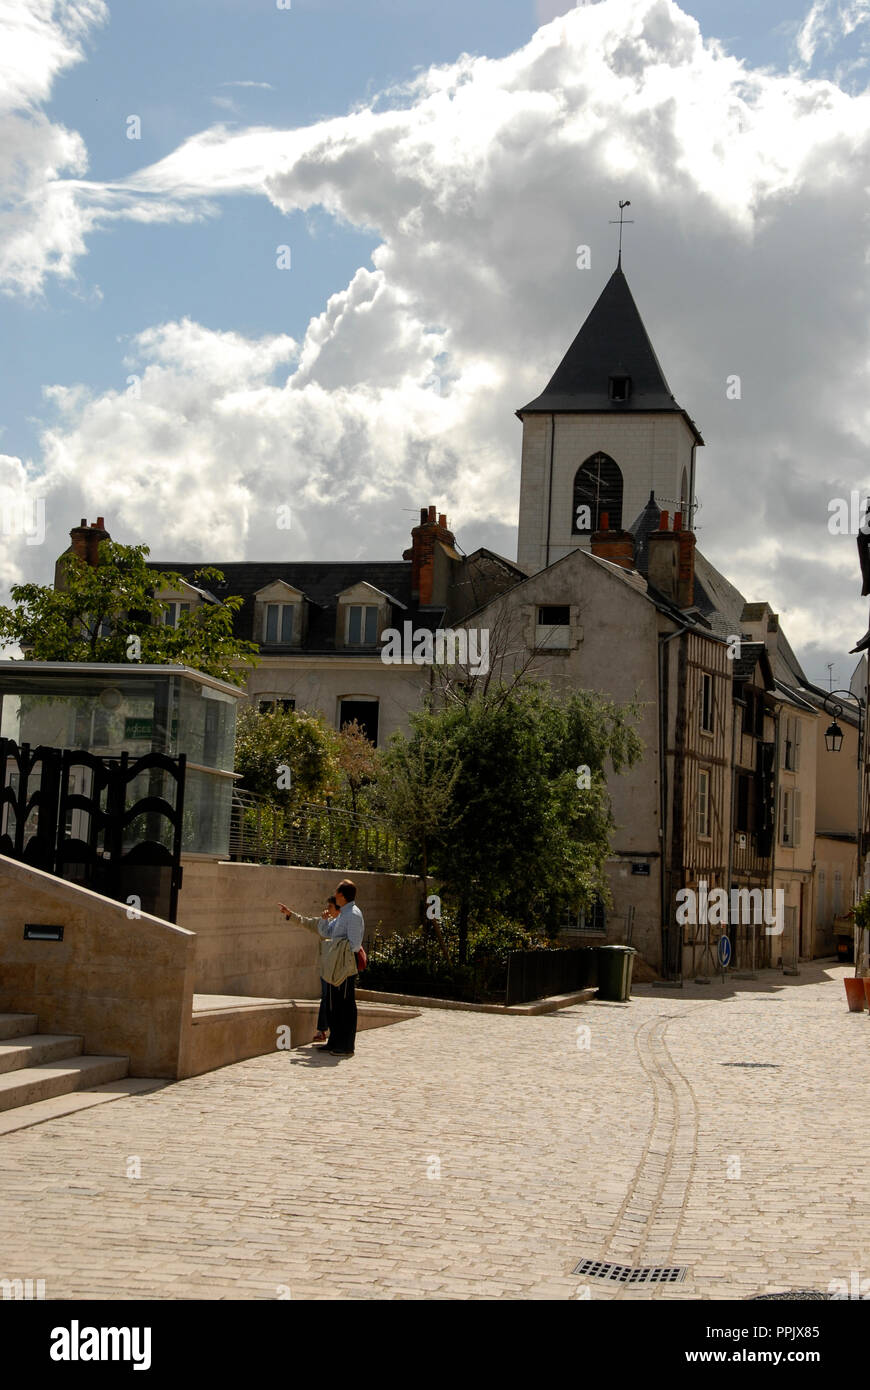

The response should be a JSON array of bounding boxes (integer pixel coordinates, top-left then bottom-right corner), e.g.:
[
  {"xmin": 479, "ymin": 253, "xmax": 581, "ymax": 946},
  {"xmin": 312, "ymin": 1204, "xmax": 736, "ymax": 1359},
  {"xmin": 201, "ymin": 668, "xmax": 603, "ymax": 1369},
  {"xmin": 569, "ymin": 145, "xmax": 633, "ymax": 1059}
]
[{"xmin": 0, "ymin": 962, "xmax": 867, "ymax": 1301}]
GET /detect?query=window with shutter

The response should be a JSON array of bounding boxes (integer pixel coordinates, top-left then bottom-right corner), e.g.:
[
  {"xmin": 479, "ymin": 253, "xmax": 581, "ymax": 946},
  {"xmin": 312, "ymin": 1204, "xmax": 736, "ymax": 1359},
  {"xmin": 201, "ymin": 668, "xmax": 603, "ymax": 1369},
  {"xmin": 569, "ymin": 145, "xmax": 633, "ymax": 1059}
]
[
  {"xmin": 697, "ymin": 769, "xmax": 710, "ymax": 838},
  {"xmin": 700, "ymin": 673, "xmax": 713, "ymax": 733}
]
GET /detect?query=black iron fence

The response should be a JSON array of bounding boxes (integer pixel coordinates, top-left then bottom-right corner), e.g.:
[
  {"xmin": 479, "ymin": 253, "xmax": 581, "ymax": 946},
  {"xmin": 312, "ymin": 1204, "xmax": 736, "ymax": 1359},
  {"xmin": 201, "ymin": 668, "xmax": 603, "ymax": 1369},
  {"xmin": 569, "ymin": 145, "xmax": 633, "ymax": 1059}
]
[
  {"xmin": 505, "ymin": 947, "xmax": 600, "ymax": 1006},
  {"xmin": 0, "ymin": 738, "xmax": 185, "ymax": 922},
  {"xmin": 228, "ymin": 787, "xmax": 405, "ymax": 873}
]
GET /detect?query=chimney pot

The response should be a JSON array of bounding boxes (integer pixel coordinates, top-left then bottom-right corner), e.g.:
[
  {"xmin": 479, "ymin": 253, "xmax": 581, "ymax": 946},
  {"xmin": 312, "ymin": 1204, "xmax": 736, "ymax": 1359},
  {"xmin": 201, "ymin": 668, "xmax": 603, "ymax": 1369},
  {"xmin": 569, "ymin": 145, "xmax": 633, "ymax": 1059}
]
[
  {"xmin": 674, "ymin": 512, "xmax": 683, "ymax": 532},
  {"xmin": 438, "ymin": 513, "xmax": 447, "ymax": 528},
  {"xmin": 420, "ymin": 507, "xmax": 428, "ymax": 525},
  {"xmin": 80, "ymin": 518, "xmax": 87, "ymax": 527},
  {"xmin": 96, "ymin": 516, "xmax": 105, "ymax": 528},
  {"xmin": 428, "ymin": 505, "xmax": 436, "ymax": 522},
  {"xmin": 658, "ymin": 511, "xmax": 670, "ymax": 531},
  {"xmin": 590, "ymin": 519, "xmax": 635, "ymax": 571}
]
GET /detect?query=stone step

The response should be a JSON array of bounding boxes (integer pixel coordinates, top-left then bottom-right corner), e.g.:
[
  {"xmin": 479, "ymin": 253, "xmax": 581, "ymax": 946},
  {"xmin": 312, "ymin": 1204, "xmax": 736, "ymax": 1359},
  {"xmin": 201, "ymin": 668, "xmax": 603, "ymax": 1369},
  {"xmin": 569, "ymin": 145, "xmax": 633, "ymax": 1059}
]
[
  {"xmin": 0, "ymin": 1055, "xmax": 129, "ymax": 1113},
  {"xmin": 0, "ymin": 1077, "xmax": 168, "ymax": 1136},
  {"xmin": 0, "ymin": 1034, "xmax": 84, "ymax": 1075},
  {"xmin": 0, "ymin": 1013, "xmax": 40, "ymax": 1040}
]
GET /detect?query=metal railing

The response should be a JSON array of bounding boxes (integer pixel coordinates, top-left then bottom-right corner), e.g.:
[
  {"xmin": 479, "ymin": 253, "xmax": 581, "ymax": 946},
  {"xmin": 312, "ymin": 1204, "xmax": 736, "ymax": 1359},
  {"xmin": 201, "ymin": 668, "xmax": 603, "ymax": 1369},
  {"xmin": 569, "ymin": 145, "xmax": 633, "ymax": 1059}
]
[{"xmin": 228, "ymin": 787, "xmax": 405, "ymax": 873}]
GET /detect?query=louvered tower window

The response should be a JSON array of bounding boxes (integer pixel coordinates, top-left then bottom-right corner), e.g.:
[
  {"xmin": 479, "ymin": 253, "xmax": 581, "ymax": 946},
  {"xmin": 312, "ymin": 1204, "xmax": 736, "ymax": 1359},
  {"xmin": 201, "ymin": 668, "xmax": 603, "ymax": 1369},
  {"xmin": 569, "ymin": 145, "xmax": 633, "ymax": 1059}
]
[{"xmin": 572, "ymin": 452, "xmax": 623, "ymax": 534}]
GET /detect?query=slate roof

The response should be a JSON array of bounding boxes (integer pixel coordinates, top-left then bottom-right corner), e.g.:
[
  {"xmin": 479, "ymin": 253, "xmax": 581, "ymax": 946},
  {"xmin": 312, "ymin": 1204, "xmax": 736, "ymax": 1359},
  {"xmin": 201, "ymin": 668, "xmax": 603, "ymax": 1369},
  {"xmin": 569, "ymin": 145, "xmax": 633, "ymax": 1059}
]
[
  {"xmin": 627, "ymin": 490, "xmax": 662, "ymax": 576},
  {"xmin": 517, "ymin": 265, "xmax": 703, "ymax": 442},
  {"xmin": 731, "ymin": 641, "xmax": 774, "ymax": 687},
  {"xmin": 148, "ymin": 560, "xmax": 443, "ymax": 653}
]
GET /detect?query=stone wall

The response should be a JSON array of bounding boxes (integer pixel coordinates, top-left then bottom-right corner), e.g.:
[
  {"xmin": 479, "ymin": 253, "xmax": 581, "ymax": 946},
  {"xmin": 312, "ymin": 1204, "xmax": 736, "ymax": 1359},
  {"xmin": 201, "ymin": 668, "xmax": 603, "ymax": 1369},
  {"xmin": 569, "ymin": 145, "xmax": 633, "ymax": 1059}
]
[
  {"xmin": 177, "ymin": 860, "xmax": 424, "ymax": 999},
  {"xmin": 0, "ymin": 853, "xmax": 195, "ymax": 1078}
]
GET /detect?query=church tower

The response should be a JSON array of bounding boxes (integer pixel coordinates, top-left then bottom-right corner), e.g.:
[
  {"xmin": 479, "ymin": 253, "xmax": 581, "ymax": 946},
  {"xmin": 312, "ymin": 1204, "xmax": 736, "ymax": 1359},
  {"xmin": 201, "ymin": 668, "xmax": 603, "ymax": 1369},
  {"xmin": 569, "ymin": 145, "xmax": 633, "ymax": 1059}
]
[{"xmin": 515, "ymin": 264, "xmax": 703, "ymax": 575}]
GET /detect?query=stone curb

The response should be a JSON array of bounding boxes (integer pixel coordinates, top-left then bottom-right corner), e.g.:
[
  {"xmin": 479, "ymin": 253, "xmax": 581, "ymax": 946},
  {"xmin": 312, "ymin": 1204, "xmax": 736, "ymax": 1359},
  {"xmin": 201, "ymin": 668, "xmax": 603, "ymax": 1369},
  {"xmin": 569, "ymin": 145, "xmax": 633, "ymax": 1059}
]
[{"xmin": 356, "ymin": 986, "xmax": 598, "ymax": 1015}]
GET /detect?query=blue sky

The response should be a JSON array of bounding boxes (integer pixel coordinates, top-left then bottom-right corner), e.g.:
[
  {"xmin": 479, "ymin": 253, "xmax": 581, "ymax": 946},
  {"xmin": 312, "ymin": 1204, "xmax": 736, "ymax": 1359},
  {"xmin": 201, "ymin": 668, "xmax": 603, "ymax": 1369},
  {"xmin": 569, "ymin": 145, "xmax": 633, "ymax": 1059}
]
[
  {"xmin": 1, "ymin": 0, "xmax": 855, "ymax": 465},
  {"xmin": 2, "ymin": 0, "xmax": 870, "ymax": 684}
]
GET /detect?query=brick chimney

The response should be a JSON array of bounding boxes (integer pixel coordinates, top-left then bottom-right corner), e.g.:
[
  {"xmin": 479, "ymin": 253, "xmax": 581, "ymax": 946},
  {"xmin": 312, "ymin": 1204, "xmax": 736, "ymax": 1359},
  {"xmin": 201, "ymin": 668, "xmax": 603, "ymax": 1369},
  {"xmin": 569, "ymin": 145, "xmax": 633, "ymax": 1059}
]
[
  {"xmin": 402, "ymin": 504, "xmax": 456, "ymax": 606},
  {"xmin": 647, "ymin": 510, "xmax": 679, "ymax": 601},
  {"xmin": 647, "ymin": 511, "xmax": 696, "ymax": 608},
  {"xmin": 590, "ymin": 512, "xmax": 636, "ymax": 571},
  {"xmin": 674, "ymin": 511, "xmax": 696, "ymax": 608},
  {"xmin": 69, "ymin": 516, "xmax": 109, "ymax": 567},
  {"xmin": 55, "ymin": 516, "xmax": 111, "ymax": 592}
]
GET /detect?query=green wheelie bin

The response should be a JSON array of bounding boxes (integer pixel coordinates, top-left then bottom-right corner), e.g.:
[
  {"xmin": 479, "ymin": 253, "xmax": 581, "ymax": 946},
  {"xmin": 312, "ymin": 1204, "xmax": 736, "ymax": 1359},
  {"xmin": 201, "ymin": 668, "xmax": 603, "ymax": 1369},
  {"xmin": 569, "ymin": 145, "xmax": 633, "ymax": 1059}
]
[{"xmin": 596, "ymin": 945, "xmax": 637, "ymax": 1001}]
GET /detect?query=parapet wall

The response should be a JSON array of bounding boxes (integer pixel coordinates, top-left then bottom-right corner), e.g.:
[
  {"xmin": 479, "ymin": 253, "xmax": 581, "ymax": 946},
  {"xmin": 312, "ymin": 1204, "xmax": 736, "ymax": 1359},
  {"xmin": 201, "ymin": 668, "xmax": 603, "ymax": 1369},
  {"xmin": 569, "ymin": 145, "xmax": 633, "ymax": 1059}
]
[
  {"xmin": 0, "ymin": 853, "xmax": 195, "ymax": 1078},
  {"xmin": 177, "ymin": 860, "xmax": 423, "ymax": 999}
]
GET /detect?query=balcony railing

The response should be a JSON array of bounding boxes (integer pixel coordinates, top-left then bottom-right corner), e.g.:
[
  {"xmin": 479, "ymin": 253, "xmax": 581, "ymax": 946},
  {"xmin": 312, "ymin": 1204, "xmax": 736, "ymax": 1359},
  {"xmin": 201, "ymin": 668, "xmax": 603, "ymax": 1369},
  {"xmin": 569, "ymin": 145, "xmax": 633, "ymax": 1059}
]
[{"xmin": 228, "ymin": 787, "xmax": 405, "ymax": 873}]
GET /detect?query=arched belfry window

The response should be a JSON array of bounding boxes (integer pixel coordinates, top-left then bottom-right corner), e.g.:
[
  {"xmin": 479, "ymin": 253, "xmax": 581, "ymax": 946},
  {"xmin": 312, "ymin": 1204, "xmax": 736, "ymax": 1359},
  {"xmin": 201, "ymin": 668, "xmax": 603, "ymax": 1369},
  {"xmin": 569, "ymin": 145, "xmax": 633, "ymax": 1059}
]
[{"xmin": 572, "ymin": 453, "xmax": 623, "ymax": 534}]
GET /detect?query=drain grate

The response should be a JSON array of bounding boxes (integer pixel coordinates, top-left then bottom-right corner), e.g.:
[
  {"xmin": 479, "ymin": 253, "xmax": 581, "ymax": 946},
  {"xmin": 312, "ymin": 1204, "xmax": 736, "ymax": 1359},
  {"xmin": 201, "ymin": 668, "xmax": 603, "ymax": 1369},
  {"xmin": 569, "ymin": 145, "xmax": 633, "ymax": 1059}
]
[
  {"xmin": 720, "ymin": 1062, "xmax": 780, "ymax": 1069},
  {"xmin": 572, "ymin": 1258, "xmax": 688, "ymax": 1285}
]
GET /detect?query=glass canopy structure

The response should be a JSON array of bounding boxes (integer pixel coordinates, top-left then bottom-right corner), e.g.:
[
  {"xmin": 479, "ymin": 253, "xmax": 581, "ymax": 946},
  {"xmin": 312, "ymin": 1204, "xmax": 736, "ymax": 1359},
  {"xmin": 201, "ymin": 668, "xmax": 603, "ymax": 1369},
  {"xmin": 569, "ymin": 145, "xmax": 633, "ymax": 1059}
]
[{"xmin": 0, "ymin": 663, "xmax": 242, "ymax": 856}]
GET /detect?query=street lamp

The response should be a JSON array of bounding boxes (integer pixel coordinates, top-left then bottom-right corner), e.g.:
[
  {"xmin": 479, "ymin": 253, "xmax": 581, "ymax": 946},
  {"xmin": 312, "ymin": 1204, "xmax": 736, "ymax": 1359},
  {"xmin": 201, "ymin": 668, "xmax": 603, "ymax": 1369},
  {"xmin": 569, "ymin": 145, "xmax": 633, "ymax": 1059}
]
[
  {"xmin": 822, "ymin": 689, "xmax": 866, "ymax": 889},
  {"xmin": 825, "ymin": 719, "xmax": 844, "ymax": 753}
]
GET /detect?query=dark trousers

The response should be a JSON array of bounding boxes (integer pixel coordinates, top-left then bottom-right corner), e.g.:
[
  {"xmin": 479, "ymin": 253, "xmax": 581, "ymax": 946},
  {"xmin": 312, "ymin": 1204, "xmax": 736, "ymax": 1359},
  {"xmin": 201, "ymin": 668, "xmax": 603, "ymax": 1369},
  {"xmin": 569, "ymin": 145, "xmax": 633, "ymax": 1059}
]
[
  {"xmin": 316, "ymin": 978, "xmax": 330, "ymax": 1033},
  {"xmin": 327, "ymin": 974, "xmax": 357, "ymax": 1052}
]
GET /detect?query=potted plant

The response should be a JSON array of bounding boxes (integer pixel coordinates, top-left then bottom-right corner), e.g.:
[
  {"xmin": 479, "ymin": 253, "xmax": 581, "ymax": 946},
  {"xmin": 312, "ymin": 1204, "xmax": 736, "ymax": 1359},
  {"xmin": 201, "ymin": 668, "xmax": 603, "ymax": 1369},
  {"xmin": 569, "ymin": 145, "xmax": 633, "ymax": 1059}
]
[{"xmin": 847, "ymin": 894, "xmax": 870, "ymax": 1011}]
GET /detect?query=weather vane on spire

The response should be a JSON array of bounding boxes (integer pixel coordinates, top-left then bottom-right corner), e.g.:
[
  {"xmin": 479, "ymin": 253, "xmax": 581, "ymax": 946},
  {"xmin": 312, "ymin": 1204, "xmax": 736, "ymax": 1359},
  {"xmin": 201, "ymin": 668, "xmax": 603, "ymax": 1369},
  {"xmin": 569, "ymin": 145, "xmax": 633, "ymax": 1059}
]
[{"xmin": 609, "ymin": 200, "xmax": 633, "ymax": 267}]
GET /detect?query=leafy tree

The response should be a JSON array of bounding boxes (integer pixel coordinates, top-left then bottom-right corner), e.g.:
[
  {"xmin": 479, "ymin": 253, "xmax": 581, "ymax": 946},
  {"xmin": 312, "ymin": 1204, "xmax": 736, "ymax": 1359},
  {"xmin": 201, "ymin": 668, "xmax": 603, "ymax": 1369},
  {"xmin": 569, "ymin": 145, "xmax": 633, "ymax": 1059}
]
[
  {"xmin": 376, "ymin": 721, "xmax": 461, "ymax": 959},
  {"xmin": 234, "ymin": 704, "xmax": 339, "ymax": 807},
  {"xmin": 380, "ymin": 681, "xmax": 642, "ymax": 963},
  {"xmin": 0, "ymin": 541, "xmax": 259, "ymax": 687},
  {"xmin": 334, "ymin": 719, "xmax": 380, "ymax": 815}
]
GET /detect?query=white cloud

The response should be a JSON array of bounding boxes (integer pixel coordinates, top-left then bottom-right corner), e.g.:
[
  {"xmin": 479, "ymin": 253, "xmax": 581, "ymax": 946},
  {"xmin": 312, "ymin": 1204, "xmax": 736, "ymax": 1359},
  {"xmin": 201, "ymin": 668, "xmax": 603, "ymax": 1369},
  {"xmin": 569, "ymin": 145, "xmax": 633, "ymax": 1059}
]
[
  {"xmin": 5, "ymin": 0, "xmax": 870, "ymax": 675},
  {"xmin": 795, "ymin": 0, "xmax": 870, "ymax": 68},
  {"xmin": 0, "ymin": 0, "xmax": 108, "ymax": 295}
]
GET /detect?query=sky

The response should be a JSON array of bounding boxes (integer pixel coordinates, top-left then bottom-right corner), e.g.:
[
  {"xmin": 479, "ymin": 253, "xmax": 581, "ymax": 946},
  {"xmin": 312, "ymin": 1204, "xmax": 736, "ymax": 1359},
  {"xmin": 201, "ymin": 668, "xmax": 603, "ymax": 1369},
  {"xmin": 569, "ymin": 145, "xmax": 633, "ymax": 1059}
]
[{"xmin": 1, "ymin": 0, "xmax": 870, "ymax": 688}]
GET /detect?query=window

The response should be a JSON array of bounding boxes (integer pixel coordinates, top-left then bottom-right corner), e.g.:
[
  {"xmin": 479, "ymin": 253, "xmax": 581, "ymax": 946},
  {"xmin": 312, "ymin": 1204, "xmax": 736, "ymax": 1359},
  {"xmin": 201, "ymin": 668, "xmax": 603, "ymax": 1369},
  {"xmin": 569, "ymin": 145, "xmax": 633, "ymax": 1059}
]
[
  {"xmin": 782, "ymin": 716, "xmax": 801, "ymax": 771},
  {"xmin": 742, "ymin": 689, "xmax": 765, "ymax": 737},
  {"xmin": 538, "ymin": 605, "xmax": 570, "ymax": 626},
  {"xmin": 162, "ymin": 602, "xmax": 190, "ymax": 628},
  {"xmin": 264, "ymin": 603, "xmax": 295, "ymax": 644},
  {"xmin": 339, "ymin": 698, "xmax": 379, "ymax": 745},
  {"xmin": 700, "ymin": 673, "xmax": 713, "ymax": 733},
  {"xmin": 535, "ymin": 605, "xmax": 571, "ymax": 650},
  {"xmin": 574, "ymin": 896, "xmax": 606, "ymax": 933},
  {"xmin": 572, "ymin": 453, "xmax": 623, "ymax": 534},
  {"xmin": 780, "ymin": 787, "xmax": 801, "ymax": 847},
  {"xmin": 258, "ymin": 698, "xmax": 295, "ymax": 715},
  {"xmin": 608, "ymin": 375, "xmax": 631, "ymax": 402},
  {"xmin": 697, "ymin": 768, "xmax": 711, "ymax": 838},
  {"xmin": 346, "ymin": 605, "xmax": 378, "ymax": 646}
]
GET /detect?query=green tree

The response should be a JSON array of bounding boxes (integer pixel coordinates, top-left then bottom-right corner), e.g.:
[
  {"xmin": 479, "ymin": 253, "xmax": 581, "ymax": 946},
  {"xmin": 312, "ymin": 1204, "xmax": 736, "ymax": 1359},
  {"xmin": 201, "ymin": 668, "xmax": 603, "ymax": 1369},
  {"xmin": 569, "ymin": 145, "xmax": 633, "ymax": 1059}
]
[
  {"xmin": 0, "ymin": 541, "xmax": 259, "ymax": 687},
  {"xmin": 376, "ymin": 720, "xmax": 461, "ymax": 960},
  {"xmin": 381, "ymin": 681, "xmax": 642, "ymax": 963},
  {"xmin": 234, "ymin": 704, "xmax": 339, "ymax": 807},
  {"xmin": 334, "ymin": 719, "xmax": 380, "ymax": 815}
]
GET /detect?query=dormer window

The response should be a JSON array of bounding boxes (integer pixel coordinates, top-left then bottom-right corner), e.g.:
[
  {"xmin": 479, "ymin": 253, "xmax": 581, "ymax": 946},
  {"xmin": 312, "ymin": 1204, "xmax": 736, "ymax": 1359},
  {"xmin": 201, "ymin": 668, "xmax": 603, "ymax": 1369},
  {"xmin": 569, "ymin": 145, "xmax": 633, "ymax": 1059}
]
[
  {"xmin": 162, "ymin": 601, "xmax": 190, "ymax": 628},
  {"xmin": 609, "ymin": 375, "xmax": 631, "ymax": 402},
  {"xmin": 264, "ymin": 603, "xmax": 295, "ymax": 644},
  {"xmin": 347, "ymin": 605, "xmax": 378, "ymax": 646}
]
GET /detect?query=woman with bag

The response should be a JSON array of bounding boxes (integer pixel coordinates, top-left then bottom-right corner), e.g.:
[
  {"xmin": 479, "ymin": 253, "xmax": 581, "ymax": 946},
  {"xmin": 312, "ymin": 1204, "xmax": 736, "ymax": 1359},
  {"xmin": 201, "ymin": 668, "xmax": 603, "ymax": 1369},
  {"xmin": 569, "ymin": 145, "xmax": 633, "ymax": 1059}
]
[{"xmin": 278, "ymin": 896, "xmax": 338, "ymax": 1043}]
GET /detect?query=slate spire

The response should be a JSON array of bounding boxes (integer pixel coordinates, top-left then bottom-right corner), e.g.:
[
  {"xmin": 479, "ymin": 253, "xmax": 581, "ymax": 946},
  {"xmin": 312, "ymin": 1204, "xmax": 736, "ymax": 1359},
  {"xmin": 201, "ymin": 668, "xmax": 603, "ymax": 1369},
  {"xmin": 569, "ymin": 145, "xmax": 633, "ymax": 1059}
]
[{"xmin": 517, "ymin": 265, "xmax": 702, "ymax": 442}]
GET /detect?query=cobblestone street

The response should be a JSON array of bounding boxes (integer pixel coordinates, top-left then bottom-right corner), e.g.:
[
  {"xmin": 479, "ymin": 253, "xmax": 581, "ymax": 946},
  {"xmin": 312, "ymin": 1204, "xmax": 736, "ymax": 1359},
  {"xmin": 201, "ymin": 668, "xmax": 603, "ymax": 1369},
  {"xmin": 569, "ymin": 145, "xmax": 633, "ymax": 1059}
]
[{"xmin": 1, "ymin": 961, "xmax": 866, "ymax": 1301}]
